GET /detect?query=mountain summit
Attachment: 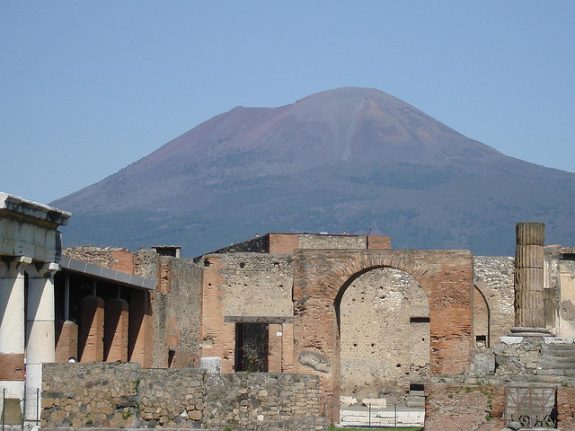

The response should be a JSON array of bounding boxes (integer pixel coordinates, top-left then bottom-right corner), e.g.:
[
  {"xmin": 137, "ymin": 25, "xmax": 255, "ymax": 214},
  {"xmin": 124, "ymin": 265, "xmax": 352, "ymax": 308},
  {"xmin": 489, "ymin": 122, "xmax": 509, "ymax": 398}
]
[{"xmin": 52, "ymin": 87, "xmax": 575, "ymax": 255}]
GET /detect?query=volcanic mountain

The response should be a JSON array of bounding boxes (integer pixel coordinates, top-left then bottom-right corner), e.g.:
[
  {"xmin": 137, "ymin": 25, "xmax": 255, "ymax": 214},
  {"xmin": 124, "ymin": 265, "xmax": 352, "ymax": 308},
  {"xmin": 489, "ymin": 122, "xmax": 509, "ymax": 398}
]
[{"xmin": 52, "ymin": 87, "xmax": 575, "ymax": 256}]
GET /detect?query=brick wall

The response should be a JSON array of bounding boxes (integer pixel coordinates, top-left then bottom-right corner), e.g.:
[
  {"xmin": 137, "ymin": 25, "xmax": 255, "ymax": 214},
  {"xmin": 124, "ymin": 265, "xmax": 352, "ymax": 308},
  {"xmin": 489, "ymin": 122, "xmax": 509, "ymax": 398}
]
[
  {"xmin": 557, "ymin": 386, "xmax": 575, "ymax": 429},
  {"xmin": 42, "ymin": 363, "xmax": 326, "ymax": 431}
]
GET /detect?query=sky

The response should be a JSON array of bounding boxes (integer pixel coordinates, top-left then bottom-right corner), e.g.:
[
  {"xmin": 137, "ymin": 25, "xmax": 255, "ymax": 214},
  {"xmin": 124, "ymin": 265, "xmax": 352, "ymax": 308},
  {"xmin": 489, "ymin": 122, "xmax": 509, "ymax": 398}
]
[{"xmin": 1, "ymin": 1, "xmax": 574, "ymax": 204}]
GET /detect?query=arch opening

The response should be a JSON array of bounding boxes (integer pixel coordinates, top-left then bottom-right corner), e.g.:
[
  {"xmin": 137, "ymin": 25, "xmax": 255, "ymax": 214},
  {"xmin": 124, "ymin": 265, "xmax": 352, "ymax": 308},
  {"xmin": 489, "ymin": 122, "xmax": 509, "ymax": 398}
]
[
  {"xmin": 336, "ymin": 266, "xmax": 430, "ymax": 405},
  {"xmin": 473, "ymin": 285, "xmax": 491, "ymax": 348}
]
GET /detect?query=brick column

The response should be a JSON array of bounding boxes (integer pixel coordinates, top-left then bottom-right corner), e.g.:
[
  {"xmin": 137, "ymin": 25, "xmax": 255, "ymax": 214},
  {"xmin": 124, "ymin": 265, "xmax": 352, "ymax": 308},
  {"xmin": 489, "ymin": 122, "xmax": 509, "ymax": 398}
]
[
  {"xmin": 25, "ymin": 262, "xmax": 59, "ymax": 421},
  {"xmin": 0, "ymin": 257, "xmax": 30, "ymax": 419},
  {"xmin": 512, "ymin": 222, "xmax": 550, "ymax": 335},
  {"xmin": 104, "ymin": 297, "xmax": 129, "ymax": 362},
  {"xmin": 78, "ymin": 295, "xmax": 105, "ymax": 362},
  {"xmin": 55, "ymin": 320, "xmax": 78, "ymax": 363},
  {"xmin": 128, "ymin": 290, "xmax": 152, "ymax": 367}
]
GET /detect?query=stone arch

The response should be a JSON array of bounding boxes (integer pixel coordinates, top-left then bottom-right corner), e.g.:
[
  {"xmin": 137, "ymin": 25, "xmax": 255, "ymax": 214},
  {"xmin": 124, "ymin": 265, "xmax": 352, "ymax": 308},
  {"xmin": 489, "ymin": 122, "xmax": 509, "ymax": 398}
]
[
  {"xmin": 335, "ymin": 266, "xmax": 430, "ymax": 403},
  {"xmin": 292, "ymin": 249, "xmax": 474, "ymax": 423}
]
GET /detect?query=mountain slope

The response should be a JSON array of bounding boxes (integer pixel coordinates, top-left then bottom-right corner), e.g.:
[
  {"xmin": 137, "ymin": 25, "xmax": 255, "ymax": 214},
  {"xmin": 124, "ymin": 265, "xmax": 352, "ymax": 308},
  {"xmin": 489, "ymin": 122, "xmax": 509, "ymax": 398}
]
[{"xmin": 52, "ymin": 87, "xmax": 575, "ymax": 256}]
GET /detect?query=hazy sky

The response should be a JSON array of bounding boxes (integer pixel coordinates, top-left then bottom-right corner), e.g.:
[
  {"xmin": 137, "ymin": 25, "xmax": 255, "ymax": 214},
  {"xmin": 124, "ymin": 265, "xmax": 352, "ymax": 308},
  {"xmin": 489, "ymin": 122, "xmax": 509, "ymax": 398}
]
[{"xmin": 2, "ymin": 1, "xmax": 574, "ymax": 204}]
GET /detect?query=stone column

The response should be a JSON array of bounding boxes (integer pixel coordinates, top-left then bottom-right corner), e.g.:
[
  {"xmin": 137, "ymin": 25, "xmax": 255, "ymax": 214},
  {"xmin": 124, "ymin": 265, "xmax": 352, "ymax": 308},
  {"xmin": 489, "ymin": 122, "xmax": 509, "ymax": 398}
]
[
  {"xmin": 0, "ymin": 257, "xmax": 31, "ymax": 419},
  {"xmin": 25, "ymin": 262, "xmax": 59, "ymax": 421},
  {"xmin": 512, "ymin": 222, "xmax": 549, "ymax": 335}
]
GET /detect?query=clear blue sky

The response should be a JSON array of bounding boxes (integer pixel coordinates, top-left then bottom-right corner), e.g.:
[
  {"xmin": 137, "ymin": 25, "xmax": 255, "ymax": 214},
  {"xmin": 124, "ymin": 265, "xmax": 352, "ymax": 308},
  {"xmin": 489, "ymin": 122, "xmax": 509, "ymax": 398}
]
[{"xmin": 2, "ymin": 1, "xmax": 574, "ymax": 204}]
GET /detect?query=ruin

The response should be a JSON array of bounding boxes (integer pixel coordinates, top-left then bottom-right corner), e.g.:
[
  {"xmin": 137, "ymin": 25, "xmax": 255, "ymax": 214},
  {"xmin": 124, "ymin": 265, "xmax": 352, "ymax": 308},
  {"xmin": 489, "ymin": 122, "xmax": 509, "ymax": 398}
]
[{"xmin": 1, "ymin": 192, "xmax": 575, "ymax": 430}]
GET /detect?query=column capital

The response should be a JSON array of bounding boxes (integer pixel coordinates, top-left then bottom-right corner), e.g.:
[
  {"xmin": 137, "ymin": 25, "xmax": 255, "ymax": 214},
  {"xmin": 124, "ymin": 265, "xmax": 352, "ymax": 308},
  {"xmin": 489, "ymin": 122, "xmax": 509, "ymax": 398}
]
[
  {"xmin": 27, "ymin": 262, "xmax": 60, "ymax": 279},
  {"xmin": 0, "ymin": 256, "xmax": 33, "ymax": 277}
]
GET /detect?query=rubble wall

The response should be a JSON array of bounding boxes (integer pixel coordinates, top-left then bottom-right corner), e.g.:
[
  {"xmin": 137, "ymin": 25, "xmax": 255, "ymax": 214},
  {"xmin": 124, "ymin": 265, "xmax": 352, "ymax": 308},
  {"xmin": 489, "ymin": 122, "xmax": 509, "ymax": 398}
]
[{"xmin": 42, "ymin": 363, "xmax": 326, "ymax": 431}]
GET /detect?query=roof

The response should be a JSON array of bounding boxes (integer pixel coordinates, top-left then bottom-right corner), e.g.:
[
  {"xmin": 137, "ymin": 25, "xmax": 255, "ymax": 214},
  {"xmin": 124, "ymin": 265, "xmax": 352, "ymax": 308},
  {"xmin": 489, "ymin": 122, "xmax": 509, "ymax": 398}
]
[{"xmin": 60, "ymin": 256, "xmax": 155, "ymax": 290}]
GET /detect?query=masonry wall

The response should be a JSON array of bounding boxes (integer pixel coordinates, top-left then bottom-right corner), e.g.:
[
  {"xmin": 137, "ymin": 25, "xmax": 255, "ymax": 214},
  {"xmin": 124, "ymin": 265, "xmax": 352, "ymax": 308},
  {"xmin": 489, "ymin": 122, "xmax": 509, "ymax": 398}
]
[
  {"xmin": 558, "ymin": 257, "xmax": 575, "ymax": 337},
  {"xmin": 298, "ymin": 234, "xmax": 368, "ymax": 250},
  {"xmin": 291, "ymin": 249, "xmax": 474, "ymax": 422},
  {"xmin": 339, "ymin": 267, "xmax": 429, "ymax": 401},
  {"xmin": 473, "ymin": 256, "xmax": 514, "ymax": 344},
  {"xmin": 41, "ymin": 363, "xmax": 326, "ymax": 431},
  {"xmin": 201, "ymin": 253, "xmax": 294, "ymax": 373},
  {"xmin": 203, "ymin": 373, "xmax": 325, "ymax": 430},
  {"xmin": 425, "ymin": 384, "xmax": 505, "ymax": 431},
  {"xmin": 150, "ymin": 256, "xmax": 203, "ymax": 368},
  {"xmin": 63, "ymin": 247, "xmax": 134, "ymax": 273}
]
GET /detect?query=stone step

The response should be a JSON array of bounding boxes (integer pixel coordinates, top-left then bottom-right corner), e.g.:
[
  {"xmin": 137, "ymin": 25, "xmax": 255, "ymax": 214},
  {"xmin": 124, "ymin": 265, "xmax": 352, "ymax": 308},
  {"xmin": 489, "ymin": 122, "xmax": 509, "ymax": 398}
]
[
  {"xmin": 536, "ymin": 369, "xmax": 575, "ymax": 376},
  {"xmin": 543, "ymin": 343, "xmax": 575, "ymax": 349},
  {"xmin": 540, "ymin": 353, "xmax": 575, "ymax": 362},
  {"xmin": 541, "ymin": 346, "xmax": 575, "ymax": 351},
  {"xmin": 542, "ymin": 352, "xmax": 575, "ymax": 358},
  {"xmin": 409, "ymin": 390, "xmax": 425, "ymax": 397}
]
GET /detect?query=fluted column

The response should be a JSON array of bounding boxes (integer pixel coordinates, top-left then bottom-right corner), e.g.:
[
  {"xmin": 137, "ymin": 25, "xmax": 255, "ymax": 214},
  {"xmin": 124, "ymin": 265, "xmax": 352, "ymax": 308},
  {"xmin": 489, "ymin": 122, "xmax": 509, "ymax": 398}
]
[
  {"xmin": 0, "ymin": 257, "xmax": 31, "ymax": 415},
  {"xmin": 512, "ymin": 222, "xmax": 549, "ymax": 335},
  {"xmin": 25, "ymin": 262, "xmax": 59, "ymax": 421}
]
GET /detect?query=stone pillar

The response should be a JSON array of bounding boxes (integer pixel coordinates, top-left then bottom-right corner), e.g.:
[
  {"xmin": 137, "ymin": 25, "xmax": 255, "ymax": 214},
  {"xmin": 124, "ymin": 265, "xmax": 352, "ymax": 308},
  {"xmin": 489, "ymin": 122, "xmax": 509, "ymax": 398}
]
[
  {"xmin": 25, "ymin": 262, "xmax": 59, "ymax": 421},
  {"xmin": 128, "ymin": 290, "xmax": 152, "ymax": 367},
  {"xmin": 104, "ymin": 297, "xmax": 129, "ymax": 362},
  {"xmin": 0, "ymin": 257, "xmax": 30, "ymax": 420},
  {"xmin": 512, "ymin": 222, "xmax": 549, "ymax": 335},
  {"xmin": 78, "ymin": 295, "xmax": 105, "ymax": 362}
]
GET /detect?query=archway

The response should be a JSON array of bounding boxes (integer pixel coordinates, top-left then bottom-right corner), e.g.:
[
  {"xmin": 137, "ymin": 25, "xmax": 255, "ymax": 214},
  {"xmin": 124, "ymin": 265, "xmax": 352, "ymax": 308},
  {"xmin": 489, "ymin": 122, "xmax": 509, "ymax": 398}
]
[
  {"xmin": 473, "ymin": 285, "xmax": 491, "ymax": 348},
  {"xmin": 291, "ymin": 249, "xmax": 474, "ymax": 424},
  {"xmin": 336, "ymin": 267, "xmax": 430, "ymax": 404}
]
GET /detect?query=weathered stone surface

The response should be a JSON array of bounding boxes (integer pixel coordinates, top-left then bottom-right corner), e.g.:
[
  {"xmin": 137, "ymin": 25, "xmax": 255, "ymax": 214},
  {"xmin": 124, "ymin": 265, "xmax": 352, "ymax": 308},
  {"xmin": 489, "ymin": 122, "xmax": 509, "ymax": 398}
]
[
  {"xmin": 473, "ymin": 256, "xmax": 515, "ymax": 345},
  {"xmin": 425, "ymin": 384, "xmax": 505, "ymax": 431},
  {"xmin": 471, "ymin": 351, "xmax": 495, "ymax": 377},
  {"xmin": 41, "ymin": 363, "xmax": 326, "ymax": 431},
  {"xmin": 298, "ymin": 350, "xmax": 331, "ymax": 373}
]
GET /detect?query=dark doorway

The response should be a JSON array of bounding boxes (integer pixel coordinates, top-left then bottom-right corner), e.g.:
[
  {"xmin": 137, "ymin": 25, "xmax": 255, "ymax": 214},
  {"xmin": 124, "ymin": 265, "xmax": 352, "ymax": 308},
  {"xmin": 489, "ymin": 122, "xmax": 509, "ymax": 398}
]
[{"xmin": 235, "ymin": 322, "xmax": 269, "ymax": 371}]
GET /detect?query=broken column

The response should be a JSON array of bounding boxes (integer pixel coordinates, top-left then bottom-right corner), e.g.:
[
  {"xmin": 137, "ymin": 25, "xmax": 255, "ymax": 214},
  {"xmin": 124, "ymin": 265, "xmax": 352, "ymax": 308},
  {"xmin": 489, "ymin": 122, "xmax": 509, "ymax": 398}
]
[{"xmin": 512, "ymin": 222, "xmax": 549, "ymax": 335}]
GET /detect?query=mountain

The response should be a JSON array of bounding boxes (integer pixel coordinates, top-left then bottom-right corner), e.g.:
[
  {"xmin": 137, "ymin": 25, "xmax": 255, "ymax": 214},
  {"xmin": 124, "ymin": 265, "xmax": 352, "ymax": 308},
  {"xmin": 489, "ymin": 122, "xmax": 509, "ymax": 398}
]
[{"xmin": 52, "ymin": 87, "xmax": 575, "ymax": 256}]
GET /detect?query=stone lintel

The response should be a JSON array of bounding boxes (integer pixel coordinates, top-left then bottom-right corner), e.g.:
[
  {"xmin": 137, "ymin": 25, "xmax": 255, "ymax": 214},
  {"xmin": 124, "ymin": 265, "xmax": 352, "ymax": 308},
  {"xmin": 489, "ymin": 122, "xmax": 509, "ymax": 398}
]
[
  {"xmin": 224, "ymin": 315, "xmax": 294, "ymax": 324},
  {"xmin": 510, "ymin": 326, "xmax": 553, "ymax": 337}
]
